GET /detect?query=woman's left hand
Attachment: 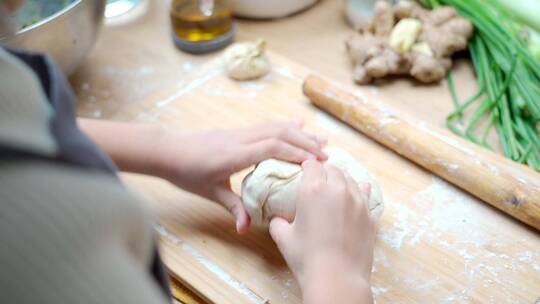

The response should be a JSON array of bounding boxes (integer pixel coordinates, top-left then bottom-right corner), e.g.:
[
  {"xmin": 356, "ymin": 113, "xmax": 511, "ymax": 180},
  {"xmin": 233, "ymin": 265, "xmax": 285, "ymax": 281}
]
[{"xmin": 154, "ymin": 121, "xmax": 327, "ymax": 234}]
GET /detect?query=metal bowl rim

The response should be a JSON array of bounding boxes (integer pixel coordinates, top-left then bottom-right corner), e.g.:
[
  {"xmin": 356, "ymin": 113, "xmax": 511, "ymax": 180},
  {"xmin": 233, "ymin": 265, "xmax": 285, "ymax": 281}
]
[{"xmin": 14, "ymin": 0, "xmax": 84, "ymax": 36}]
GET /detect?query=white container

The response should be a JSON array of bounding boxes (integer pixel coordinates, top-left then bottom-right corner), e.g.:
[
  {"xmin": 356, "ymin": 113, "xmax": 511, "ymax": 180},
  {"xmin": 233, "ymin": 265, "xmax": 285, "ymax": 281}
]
[
  {"xmin": 344, "ymin": 0, "xmax": 376, "ymax": 29},
  {"xmin": 232, "ymin": 0, "xmax": 318, "ymax": 19}
]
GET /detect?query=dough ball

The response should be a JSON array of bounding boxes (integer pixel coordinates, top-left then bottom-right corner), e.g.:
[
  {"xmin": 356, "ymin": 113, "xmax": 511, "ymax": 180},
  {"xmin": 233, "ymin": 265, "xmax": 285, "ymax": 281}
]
[
  {"xmin": 222, "ymin": 39, "xmax": 270, "ymax": 80},
  {"xmin": 241, "ymin": 147, "xmax": 384, "ymax": 226}
]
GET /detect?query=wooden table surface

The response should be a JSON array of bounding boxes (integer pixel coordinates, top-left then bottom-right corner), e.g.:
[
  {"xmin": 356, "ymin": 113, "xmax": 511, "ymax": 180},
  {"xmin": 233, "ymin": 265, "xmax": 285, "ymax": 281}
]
[
  {"xmin": 71, "ymin": 0, "xmax": 475, "ymax": 126},
  {"xmin": 70, "ymin": 0, "xmax": 540, "ymax": 303}
]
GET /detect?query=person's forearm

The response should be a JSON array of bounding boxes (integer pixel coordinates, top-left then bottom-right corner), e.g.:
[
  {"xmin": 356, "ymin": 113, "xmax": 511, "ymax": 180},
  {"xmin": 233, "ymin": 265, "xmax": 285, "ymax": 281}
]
[
  {"xmin": 78, "ymin": 118, "xmax": 168, "ymax": 176},
  {"xmin": 301, "ymin": 257, "xmax": 372, "ymax": 304}
]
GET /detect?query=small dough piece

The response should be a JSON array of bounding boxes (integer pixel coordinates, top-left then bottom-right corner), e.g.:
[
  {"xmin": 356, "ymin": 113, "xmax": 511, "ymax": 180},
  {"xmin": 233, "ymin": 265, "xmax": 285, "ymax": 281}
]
[
  {"xmin": 222, "ymin": 39, "xmax": 270, "ymax": 80},
  {"xmin": 241, "ymin": 147, "xmax": 384, "ymax": 226}
]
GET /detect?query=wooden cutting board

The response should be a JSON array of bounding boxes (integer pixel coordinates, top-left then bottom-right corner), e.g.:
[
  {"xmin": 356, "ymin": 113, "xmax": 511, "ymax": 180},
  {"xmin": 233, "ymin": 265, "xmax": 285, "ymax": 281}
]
[{"xmin": 115, "ymin": 52, "xmax": 540, "ymax": 304}]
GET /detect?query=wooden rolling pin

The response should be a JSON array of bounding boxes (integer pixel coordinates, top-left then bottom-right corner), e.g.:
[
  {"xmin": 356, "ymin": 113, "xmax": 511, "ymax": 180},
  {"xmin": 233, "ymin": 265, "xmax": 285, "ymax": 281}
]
[{"xmin": 303, "ymin": 75, "xmax": 540, "ymax": 231}]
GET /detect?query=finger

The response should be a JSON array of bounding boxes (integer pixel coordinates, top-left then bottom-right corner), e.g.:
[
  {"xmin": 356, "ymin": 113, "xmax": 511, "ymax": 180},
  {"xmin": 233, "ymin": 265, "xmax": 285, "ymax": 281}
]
[
  {"xmin": 316, "ymin": 136, "xmax": 328, "ymax": 147},
  {"xmin": 301, "ymin": 159, "xmax": 326, "ymax": 185},
  {"xmin": 239, "ymin": 123, "xmax": 326, "ymax": 159},
  {"xmin": 304, "ymin": 134, "xmax": 328, "ymax": 154},
  {"xmin": 269, "ymin": 217, "xmax": 293, "ymax": 253},
  {"xmin": 296, "ymin": 130, "xmax": 320, "ymax": 147},
  {"xmin": 344, "ymin": 173, "xmax": 363, "ymax": 204},
  {"xmin": 324, "ymin": 164, "xmax": 347, "ymax": 187},
  {"xmin": 289, "ymin": 119, "xmax": 327, "ymax": 147},
  {"xmin": 214, "ymin": 188, "xmax": 251, "ymax": 234},
  {"xmin": 239, "ymin": 122, "xmax": 299, "ymax": 143},
  {"xmin": 279, "ymin": 128, "xmax": 327, "ymax": 160},
  {"xmin": 234, "ymin": 139, "xmax": 316, "ymax": 171},
  {"xmin": 299, "ymin": 129, "xmax": 319, "ymax": 142}
]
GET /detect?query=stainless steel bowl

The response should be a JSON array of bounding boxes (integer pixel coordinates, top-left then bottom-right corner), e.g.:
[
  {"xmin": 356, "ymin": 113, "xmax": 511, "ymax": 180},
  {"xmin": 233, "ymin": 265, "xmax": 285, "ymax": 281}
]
[{"xmin": 0, "ymin": 0, "xmax": 106, "ymax": 75}]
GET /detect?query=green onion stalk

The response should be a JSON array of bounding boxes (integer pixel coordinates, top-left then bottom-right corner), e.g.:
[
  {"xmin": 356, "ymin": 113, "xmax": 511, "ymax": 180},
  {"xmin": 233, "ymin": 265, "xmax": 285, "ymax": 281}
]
[{"xmin": 419, "ymin": 0, "xmax": 540, "ymax": 171}]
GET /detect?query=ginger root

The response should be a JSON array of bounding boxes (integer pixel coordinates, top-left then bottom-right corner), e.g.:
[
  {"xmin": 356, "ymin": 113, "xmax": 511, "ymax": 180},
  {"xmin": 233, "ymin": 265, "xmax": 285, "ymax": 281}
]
[{"xmin": 346, "ymin": 0, "xmax": 473, "ymax": 84}]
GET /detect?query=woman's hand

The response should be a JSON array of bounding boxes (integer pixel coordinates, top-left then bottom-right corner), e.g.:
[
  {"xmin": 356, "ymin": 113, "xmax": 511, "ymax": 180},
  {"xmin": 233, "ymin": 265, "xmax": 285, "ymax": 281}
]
[
  {"xmin": 269, "ymin": 160, "xmax": 375, "ymax": 304},
  {"xmin": 154, "ymin": 122, "xmax": 327, "ymax": 234},
  {"xmin": 79, "ymin": 119, "xmax": 326, "ymax": 234}
]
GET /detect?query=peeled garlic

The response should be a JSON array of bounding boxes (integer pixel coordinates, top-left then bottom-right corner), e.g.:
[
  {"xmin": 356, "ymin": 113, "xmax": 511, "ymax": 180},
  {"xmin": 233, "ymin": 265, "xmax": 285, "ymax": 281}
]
[
  {"xmin": 389, "ymin": 18, "xmax": 422, "ymax": 54},
  {"xmin": 411, "ymin": 42, "xmax": 433, "ymax": 56}
]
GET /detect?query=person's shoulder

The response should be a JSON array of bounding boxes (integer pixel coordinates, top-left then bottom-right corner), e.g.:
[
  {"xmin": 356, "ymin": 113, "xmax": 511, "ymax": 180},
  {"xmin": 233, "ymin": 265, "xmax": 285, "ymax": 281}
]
[
  {"xmin": 2, "ymin": 46, "xmax": 69, "ymax": 102},
  {"xmin": 4, "ymin": 47, "xmax": 51, "ymax": 77}
]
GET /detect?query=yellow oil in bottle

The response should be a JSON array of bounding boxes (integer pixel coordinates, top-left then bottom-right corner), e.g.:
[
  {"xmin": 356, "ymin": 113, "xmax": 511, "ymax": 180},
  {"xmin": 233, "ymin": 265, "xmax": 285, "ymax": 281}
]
[{"xmin": 170, "ymin": 0, "xmax": 233, "ymax": 42}]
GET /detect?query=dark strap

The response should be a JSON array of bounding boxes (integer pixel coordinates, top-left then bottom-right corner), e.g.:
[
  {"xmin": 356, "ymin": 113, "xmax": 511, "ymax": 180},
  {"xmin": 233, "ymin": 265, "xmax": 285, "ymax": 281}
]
[
  {"xmin": 151, "ymin": 243, "xmax": 172, "ymax": 302},
  {"xmin": 5, "ymin": 48, "xmax": 118, "ymax": 175},
  {"xmin": 1, "ymin": 48, "xmax": 172, "ymax": 299}
]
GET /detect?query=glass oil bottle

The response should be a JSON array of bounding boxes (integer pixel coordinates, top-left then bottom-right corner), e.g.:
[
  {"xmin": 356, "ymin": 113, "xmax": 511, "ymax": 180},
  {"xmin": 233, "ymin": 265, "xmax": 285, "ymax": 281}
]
[{"xmin": 170, "ymin": 0, "xmax": 235, "ymax": 53}]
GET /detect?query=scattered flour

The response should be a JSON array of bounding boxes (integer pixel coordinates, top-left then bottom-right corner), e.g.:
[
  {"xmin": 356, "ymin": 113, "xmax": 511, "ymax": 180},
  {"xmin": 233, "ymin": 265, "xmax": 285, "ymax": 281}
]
[
  {"xmin": 156, "ymin": 69, "xmax": 221, "ymax": 108},
  {"xmin": 181, "ymin": 62, "xmax": 195, "ymax": 73},
  {"xmin": 371, "ymin": 286, "xmax": 389, "ymax": 297},
  {"xmin": 79, "ymin": 58, "xmax": 539, "ymax": 303},
  {"xmin": 239, "ymin": 81, "xmax": 267, "ymax": 98},
  {"xmin": 273, "ymin": 65, "xmax": 303, "ymax": 83},
  {"xmin": 375, "ymin": 175, "xmax": 540, "ymax": 303}
]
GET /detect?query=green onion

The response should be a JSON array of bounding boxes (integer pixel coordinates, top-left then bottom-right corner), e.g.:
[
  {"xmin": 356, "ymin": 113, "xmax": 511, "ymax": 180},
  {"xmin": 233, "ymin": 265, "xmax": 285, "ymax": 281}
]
[
  {"xmin": 495, "ymin": 0, "xmax": 540, "ymax": 33},
  {"xmin": 419, "ymin": 0, "xmax": 540, "ymax": 171},
  {"xmin": 526, "ymin": 28, "xmax": 540, "ymax": 63}
]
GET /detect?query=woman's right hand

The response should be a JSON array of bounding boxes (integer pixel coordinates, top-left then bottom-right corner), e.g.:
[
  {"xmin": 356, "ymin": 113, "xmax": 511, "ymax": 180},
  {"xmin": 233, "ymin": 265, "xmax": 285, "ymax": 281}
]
[{"xmin": 269, "ymin": 160, "xmax": 375, "ymax": 304}]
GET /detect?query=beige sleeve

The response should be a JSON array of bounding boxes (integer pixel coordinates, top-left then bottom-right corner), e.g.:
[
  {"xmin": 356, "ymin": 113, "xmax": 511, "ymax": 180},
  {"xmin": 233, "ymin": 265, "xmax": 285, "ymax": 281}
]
[
  {"xmin": 0, "ymin": 161, "xmax": 169, "ymax": 304},
  {"xmin": 0, "ymin": 48, "xmax": 58, "ymax": 155}
]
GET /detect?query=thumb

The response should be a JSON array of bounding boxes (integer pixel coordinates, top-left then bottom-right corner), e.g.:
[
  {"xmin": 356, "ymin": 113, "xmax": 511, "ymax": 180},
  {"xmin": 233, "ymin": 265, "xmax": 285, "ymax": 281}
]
[
  {"xmin": 214, "ymin": 188, "xmax": 251, "ymax": 235},
  {"xmin": 269, "ymin": 217, "xmax": 293, "ymax": 253}
]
